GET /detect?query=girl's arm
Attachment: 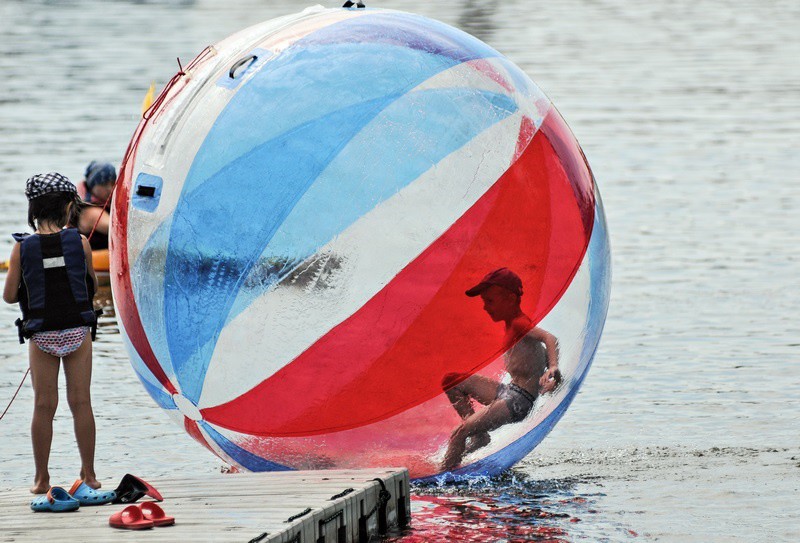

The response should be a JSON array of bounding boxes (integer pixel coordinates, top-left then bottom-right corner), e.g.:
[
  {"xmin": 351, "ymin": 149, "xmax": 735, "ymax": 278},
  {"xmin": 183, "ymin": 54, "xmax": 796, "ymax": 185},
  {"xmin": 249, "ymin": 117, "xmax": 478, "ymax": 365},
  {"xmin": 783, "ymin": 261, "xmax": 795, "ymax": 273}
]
[
  {"xmin": 3, "ymin": 243, "xmax": 21, "ymax": 304},
  {"xmin": 82, "ymin": 235, "xmax": 98, "ymax": 295}
]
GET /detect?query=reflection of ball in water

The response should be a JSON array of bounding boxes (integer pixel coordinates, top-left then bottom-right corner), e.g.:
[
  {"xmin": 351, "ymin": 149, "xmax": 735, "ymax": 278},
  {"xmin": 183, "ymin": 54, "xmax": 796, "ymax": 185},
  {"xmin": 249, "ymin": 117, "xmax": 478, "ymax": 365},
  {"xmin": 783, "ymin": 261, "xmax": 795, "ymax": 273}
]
[{"xmin": 111, "ymin": 6, "xmax": 610, "ymax": 479}]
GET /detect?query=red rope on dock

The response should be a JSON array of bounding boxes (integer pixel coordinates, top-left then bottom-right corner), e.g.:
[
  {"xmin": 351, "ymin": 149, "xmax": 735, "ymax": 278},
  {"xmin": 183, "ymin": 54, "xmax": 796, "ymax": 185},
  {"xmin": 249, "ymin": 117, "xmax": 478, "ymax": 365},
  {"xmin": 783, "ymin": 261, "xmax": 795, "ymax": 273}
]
[{"xmin": 0, "ymin": 368, "xmax": 29, "ymax": 421}]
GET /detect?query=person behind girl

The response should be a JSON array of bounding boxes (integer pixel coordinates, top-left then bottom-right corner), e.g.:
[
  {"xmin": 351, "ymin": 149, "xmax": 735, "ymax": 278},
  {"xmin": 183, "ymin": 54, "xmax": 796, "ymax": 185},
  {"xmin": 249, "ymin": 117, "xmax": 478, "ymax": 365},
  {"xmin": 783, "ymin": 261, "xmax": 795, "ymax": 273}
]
[
  {"xmin": 78, "ymin": 161, "xmax": 116, "ymax": 206},
  {"xmin": 74, "ymin": 161, "xmax": 116, "ymax": 251},
  {"xmin": 3, "ymin": 173, "xmax": 102, "ymax": 494}
]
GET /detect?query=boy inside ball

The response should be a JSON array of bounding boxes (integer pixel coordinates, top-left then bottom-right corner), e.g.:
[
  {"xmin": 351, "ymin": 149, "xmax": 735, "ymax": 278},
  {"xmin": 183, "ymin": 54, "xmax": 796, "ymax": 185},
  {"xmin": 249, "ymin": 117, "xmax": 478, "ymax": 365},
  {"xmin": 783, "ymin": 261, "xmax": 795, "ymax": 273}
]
[{"xmin": 441, "ymin": 267, "xmax": 562, "ymax": 471}]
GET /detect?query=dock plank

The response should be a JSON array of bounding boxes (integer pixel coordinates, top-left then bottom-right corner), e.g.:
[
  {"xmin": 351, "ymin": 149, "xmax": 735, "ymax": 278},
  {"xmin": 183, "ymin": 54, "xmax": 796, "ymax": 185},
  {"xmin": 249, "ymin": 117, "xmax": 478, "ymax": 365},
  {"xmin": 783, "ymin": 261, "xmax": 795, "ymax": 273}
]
[{"xmin": 0, "ymin": 469, "xmax": 411, "ymax": 543}]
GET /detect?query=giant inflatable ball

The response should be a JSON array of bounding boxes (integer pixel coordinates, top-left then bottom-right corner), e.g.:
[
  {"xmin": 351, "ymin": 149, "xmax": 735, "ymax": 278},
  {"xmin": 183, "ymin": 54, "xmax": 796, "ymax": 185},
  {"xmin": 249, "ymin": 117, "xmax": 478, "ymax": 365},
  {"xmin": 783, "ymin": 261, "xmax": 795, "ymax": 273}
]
[{"xmin": 111, "ymin": 6, "xmax": 611, "ymax": 479}]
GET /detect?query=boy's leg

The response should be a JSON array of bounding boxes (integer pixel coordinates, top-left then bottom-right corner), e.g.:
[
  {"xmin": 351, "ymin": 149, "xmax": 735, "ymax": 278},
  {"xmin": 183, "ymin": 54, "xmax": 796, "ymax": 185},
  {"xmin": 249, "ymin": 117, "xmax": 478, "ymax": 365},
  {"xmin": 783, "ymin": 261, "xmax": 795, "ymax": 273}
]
[
  {"xmin": 441, "ymin": 397, "xmax": 514, "ymax": 471},
  {"xmin": 63, "ymin": 334, "xmax": 99, "ymax": 488},
  {"xmin": 442, "ymin": 373, "xmax": 501, "ymax": 419},
  {"xmin": 28, "ymin": 341, "xmax": 60, "ymax": 493},
  {"xmin": 442, "ymin": 374, "xmax": 500, "ymax": 458}
]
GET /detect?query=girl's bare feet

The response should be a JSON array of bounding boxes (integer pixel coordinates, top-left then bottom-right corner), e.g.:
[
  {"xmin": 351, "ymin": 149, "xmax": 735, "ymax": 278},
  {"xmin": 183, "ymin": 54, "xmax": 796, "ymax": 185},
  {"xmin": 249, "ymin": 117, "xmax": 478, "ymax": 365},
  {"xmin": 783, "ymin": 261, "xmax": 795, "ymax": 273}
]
[
  {"xmin": 83, "ymin": 477, "xmax": 101, "ymax": 490},
  {"xmin": 30, "ymin": 477, "xmax": 50, "ymax": 494},
  {"xmin": 80, "ymin": 468, "xmax": 101, "ymax": 489}
]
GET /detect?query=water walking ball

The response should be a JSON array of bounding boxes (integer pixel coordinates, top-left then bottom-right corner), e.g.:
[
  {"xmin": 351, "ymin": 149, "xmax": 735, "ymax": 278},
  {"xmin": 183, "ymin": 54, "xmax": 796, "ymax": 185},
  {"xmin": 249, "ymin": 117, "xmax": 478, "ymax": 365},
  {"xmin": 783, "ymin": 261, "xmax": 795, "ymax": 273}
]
[{"xmin": 111, "ymin": 5, "xmax": 611, "ymax": 479}]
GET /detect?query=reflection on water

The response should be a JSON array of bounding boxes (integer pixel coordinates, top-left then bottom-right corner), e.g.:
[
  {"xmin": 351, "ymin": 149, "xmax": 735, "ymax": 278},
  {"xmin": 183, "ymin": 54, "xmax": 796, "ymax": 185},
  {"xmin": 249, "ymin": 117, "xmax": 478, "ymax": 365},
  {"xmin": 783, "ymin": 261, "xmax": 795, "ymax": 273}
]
[{"xmin": 389, "ymin": 473, "xmax": 636, "ymax": 542}]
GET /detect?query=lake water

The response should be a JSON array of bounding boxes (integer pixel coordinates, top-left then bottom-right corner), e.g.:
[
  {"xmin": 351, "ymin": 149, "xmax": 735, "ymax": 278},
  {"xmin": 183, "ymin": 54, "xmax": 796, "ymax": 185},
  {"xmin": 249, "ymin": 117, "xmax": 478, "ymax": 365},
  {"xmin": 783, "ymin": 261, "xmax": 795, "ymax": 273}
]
[{"xmin": 1, "ymin": 1, "xmax": 798, "ymax": 541}]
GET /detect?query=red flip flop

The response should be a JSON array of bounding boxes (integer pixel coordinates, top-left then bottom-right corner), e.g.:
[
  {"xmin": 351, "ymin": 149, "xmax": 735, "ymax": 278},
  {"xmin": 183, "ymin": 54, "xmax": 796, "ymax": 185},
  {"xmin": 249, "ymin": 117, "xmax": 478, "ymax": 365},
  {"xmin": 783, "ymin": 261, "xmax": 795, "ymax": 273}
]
[
  {"xmin": 109, "ymin": 505, "xmax": 154, "ymax": 530},
  {"xmin": 139, "ymin": 502, "xmax": 175, "ymax": 527}
]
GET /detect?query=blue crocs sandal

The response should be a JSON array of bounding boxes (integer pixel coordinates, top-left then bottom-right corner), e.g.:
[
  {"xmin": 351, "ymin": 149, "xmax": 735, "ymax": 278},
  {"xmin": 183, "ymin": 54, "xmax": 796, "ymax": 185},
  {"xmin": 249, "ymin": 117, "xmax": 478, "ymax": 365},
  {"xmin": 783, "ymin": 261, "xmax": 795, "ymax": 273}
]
[
  {"xmin": 31, "ymin": 486, "xmax": 80, "ymax": 512},
  {"xmin": 68, "ymin": 479, "xmax": 115, "ymax": 505}
]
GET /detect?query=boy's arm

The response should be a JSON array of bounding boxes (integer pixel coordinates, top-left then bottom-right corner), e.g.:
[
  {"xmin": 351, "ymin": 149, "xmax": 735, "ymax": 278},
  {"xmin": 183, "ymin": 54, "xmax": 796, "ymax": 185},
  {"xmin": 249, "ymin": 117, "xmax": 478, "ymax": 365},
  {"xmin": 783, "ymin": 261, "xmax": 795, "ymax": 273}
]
[
  {"xmin": 530, "ymin": 326, "xmax": 562, "ymax": 392},
  {"xmin": 528, "ymin": 326, "xmax": 560, "ymax": 370},
  {"xmin": 3, "ymin": 243, "xmax": 21, "ymax": 304},
  {"xmin": 79, "ymin": 206, "xmax": 110, "ymax": 237}
]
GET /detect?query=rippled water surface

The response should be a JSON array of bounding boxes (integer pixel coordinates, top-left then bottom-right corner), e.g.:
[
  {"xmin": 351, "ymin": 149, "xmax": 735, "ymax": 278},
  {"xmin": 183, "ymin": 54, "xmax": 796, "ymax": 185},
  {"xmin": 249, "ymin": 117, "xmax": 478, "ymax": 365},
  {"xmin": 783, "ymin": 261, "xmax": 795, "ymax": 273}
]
[{"xmin": 1, "ymin": 1, "xmax": 798, "ymax": 541}]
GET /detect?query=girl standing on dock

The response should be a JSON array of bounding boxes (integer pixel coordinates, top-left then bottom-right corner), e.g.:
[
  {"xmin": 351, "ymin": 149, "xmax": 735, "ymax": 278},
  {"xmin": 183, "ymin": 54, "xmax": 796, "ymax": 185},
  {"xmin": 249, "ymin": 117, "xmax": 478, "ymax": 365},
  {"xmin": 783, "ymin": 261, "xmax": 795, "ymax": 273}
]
[{"xmin": 3, "ymin": 173, "xmax": 101, "ymax": 494}]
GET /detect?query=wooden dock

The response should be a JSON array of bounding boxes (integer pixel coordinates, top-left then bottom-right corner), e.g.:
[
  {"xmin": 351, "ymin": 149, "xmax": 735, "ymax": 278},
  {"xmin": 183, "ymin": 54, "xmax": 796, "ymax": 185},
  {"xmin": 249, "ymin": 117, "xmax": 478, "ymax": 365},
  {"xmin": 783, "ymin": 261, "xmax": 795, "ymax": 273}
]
[{"xmin": 0, "ymin": 469, "xmax": 411, "ymax": 542}]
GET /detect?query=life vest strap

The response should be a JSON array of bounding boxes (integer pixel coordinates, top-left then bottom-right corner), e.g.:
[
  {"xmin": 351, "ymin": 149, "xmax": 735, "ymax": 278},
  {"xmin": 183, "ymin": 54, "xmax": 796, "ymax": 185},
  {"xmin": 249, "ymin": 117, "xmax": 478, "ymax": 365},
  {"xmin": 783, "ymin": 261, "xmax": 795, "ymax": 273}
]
[
  {"xmin": 91, "ymin": 309, "xmax": 103, "ymax": 341},
  {"xmin": 14, "ymin": 318, "xmax": 25, "ymax": 344}
]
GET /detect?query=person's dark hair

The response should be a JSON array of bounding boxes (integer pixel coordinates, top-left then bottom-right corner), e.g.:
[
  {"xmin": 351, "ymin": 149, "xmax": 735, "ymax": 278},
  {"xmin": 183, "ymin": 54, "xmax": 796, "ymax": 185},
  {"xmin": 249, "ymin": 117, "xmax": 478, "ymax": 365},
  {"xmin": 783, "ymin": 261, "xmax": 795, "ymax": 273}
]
[
  {"xmin": 28, "ymin": 192, "xmax": 78, "ymax": 230},
  {"xmin": 68, "ymin": 199, "xmax": 97, "ymax": 231},
  {"xmin": 84, "ymin": 161, "xmax": 116, "ymax": 192}
]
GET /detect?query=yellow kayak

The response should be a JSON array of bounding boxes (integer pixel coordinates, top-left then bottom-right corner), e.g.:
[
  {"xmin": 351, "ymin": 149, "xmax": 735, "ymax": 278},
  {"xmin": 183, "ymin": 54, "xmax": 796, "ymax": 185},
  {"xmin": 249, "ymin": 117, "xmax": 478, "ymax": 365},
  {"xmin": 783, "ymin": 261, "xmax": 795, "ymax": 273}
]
[{"xmin": 0, "ymin": 249, "xmax": 110, "ymax": 273}]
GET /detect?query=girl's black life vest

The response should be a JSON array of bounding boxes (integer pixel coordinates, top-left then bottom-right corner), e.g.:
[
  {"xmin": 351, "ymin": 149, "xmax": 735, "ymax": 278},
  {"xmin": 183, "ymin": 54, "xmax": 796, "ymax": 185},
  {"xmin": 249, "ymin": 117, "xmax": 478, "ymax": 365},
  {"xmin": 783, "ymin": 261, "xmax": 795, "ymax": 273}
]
[{"xmin": 13, "ymin": 228, "xmax": 100, "ymax": 344}]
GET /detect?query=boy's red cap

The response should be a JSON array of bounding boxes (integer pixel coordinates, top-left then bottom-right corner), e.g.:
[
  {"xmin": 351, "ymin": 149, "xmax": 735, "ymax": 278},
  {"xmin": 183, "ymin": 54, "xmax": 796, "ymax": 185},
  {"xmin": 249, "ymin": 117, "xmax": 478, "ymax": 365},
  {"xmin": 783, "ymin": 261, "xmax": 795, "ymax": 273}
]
[{"xmin": 465, "ymin": 268, "xmax": 523, "ymax": 297}]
